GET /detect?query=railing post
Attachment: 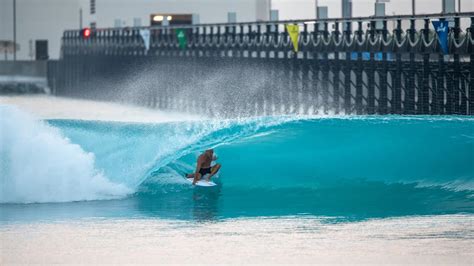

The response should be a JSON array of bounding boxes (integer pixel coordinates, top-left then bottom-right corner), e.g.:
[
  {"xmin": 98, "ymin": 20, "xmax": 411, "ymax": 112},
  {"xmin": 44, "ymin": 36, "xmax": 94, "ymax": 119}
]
[
  {"xmin": 406, "ymin": 18, "xmax": 416, "ymax": 114},
  {"xmin": 276, "ymin": 24, "xmax": 284, "ymax": 114},
  {"xmin": 470, "ymin": 17, "xmax": 474, "ymax": 115},
  {"xmin": 312, "ymin": 22, "xmax": 321, "ymax": 114},
  {"xmin": 367, "ymin": 20, "xmax": 376, "ymax": 114},
  {"xmin": 216, "ymin": 26, "xmax": 221, "ymax": 57},
  {"xmin": 322, "ymin": 21, "xmax": 329, "ymax": 114},
  {"xmin": 355, "ymin": 21, "xmax": 363, "ymax": 114},
  {"xmin": 393, "ymin": 19, "xmax": 403, "ymax": 114},
  {"xmin": 265, "ymin": 24, "xmax": 273, "ymax": 115},
  {"xmin": 379, "ymin": 19, "xmax": 388, "ymax": 114},
  {"xmin": 436, "ymin": 18, "xmax": 447, "ymax": 114},
  {"xmin": 210, "ymin": 26, "xmax": 215, "ymax": 57},
  {"xmin": 453, "ymin": 16, "xmax": 462, "ymax": 114},
  {"xmin": 239, "ymin": 25, "xmax": 244, "ymax": 58},
  {"xmin": 421, "ymin": 18, "xmax": 430, "ymax": 114},
  {"xmin": 344, "ymin": 21, "xmax": 352, "ymax": 114},
  {"xmin": 284, "ymin": 24, "xmax": 291, "ymax": 113},
  {"xmin": 302, "ymin": 23, "xmax": 310, "ymax": 114},
  {"xmin": 333, "ymin": 21, "xmax": 341, "ymax": 114}
]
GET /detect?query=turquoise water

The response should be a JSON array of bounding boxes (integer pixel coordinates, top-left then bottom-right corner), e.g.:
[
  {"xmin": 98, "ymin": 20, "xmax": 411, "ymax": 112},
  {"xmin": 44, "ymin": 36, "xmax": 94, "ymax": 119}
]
[{"xmin": 1, "ymin": 106, "xmax": 473, "ymax": 223}]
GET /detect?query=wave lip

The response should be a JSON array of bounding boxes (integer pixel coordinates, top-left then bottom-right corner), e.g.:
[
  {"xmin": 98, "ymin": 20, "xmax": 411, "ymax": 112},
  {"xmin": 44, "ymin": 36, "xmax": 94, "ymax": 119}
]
[{"xmin": 0, "ymin": 105, "xmax": 131, "ymax": 203}]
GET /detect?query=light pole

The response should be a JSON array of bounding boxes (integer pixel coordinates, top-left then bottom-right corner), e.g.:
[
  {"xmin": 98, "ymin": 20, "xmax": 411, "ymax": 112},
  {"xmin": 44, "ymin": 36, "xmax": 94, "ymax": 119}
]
[
  {"xmin": 80, "ymin": 8, "xmax": 83, "ymax": 29},
  {"xmin": 13, "ymin": 0, "xmax": 16, "ymax": 61},
  {"xmin": 315, "ymin": 0, "xmax": 319, "ymax": 18}
]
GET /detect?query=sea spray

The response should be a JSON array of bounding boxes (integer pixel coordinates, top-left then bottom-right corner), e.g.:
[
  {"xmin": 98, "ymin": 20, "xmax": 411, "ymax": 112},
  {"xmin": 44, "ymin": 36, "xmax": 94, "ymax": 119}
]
[{"xmin": 0, "ymin": 106, "xmax": 131, "ymax": 203}]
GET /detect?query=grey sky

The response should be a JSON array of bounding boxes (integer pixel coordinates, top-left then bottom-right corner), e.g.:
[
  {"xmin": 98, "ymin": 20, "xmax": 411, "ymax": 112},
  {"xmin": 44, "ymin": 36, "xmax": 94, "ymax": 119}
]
[{"xmin": 273, "ymin": 0, "xmax": 473, "ymax": 20}]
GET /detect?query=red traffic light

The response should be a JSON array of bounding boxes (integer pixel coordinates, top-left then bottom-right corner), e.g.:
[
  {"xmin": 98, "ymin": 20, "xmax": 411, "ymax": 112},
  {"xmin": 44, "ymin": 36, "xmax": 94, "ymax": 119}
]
[{"xmin": 82, "ymin": 28, "xmax": 92, "ymax": 39}]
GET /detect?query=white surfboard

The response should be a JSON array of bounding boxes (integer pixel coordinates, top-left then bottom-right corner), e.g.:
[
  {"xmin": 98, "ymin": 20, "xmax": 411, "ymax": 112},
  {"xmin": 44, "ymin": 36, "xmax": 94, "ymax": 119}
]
[{"xmin": 185, "ymin": 177, "xmax": 217, "ymax": 187}]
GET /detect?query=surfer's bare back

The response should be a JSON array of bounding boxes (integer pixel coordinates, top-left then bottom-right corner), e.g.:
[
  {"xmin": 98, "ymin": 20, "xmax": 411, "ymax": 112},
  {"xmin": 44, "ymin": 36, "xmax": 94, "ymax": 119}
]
[{"xmin": 186, "ymin": 149, "xmax": 221, "ymax": 185}]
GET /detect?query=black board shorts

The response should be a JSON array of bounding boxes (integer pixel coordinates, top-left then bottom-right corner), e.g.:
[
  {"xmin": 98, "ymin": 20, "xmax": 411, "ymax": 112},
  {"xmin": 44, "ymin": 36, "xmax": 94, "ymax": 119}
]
[{"xmin": 199, "ymin": 167, "xmax": 212, "ymax": 176}]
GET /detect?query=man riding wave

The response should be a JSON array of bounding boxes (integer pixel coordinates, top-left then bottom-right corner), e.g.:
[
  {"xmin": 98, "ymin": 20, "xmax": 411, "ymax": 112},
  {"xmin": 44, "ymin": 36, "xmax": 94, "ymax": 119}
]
[{"xmin": 185, "ymin": 149, "xmax": 221, "ymax": 185}]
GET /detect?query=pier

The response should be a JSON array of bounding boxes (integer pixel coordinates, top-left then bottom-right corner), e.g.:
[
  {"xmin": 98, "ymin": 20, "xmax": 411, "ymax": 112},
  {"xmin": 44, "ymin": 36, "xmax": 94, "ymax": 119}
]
[{"xmin": 51, "ymin": 12, "xmax": 474, "ymax": 116}]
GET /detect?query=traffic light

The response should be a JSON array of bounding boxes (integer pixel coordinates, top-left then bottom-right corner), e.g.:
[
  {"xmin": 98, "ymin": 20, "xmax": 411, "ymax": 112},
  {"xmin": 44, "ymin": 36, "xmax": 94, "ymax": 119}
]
[{"xmin": 81, "ymin": 27, "xmax": 92, "ymax": 39}]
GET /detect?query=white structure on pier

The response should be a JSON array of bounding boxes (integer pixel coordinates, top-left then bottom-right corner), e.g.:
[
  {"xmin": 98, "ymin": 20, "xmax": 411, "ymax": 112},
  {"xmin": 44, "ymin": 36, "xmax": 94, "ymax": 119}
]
[{"xmin": 0, "ymin": 0, "xmax": 270, "ymax": 60}]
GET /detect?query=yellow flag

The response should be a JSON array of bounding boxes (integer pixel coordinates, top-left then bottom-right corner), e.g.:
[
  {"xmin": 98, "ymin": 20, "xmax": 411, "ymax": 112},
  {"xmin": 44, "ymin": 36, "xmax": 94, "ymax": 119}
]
[{"xmin": 286, "ymin": 24, "xmax": 299, "ymax": 52}]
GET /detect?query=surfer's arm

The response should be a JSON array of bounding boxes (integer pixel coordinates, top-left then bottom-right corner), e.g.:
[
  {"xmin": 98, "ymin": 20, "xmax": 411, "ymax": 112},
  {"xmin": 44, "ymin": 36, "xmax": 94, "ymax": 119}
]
[
  {"xmin": 194, "ymin": 158, "xmax": 202, "ymax": 176},
  {"xmin": 192, "ymin": 157, "xmax": 203, "ymax": 184}
]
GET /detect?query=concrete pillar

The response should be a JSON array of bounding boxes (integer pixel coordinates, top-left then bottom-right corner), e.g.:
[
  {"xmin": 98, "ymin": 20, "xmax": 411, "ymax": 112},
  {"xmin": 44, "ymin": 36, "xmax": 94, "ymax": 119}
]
[
  {"xmin": 375, "ymin": 2, "xmax": 385, "ymax": 30},
  {"xmin": 227, "ymin": 12, "xmax": 237, "ymax": 23},
  {"xmin": 317, "ymin": 6, "xmax": 328, "ymax": 31},
  {"xmin": 442, "ymin": 0, "xmax": 455, "ymax": 13},
  {"xmin": 342, "ymin": 0, "xmax": 352, "ymax": 31},
  {"xmin": 316, "ymin": 6, "xmax": 328, "ymax": 19},
  {"xmin": 192, "ymin": 14, "xmax": 200, "ymax": 25},
  {"xmin": 270, "ymin": 9, "xmax": 278, "ymax": 21}
]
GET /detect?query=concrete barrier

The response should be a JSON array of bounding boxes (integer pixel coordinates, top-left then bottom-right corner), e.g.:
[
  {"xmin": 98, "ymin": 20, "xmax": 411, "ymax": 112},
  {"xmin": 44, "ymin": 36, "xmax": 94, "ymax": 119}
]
[{"xmin": 0, "ymin": 61, "xmax": 48, "ymax": 94}]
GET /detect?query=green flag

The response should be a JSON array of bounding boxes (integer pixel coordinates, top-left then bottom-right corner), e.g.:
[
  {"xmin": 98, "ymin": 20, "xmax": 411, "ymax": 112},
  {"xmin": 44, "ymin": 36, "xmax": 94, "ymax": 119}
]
[{"xmin": 176, "ymin": 29, "xmax": 187, "ymax": 49}]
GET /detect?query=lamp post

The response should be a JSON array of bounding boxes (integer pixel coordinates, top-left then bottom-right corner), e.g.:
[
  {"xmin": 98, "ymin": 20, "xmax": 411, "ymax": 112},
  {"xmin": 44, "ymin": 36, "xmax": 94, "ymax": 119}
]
[
  {"xmin": 80, "ymin": 8, "xmax": 83, "ymax": 29},
  {"xmin": 315, "ymin": 0, "xmax": 318, "ymax": 18},
  {"xmin": 13, "ymin": 0, "xmax": 16, "ymax": 61}
]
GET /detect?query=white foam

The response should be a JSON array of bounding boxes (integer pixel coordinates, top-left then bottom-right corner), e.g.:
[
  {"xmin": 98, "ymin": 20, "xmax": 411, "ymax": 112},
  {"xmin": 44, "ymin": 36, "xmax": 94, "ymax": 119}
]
[
  {"xmin": 0, "ymin": 106, "xmax": 132, "ymax": 203},
  {"xmin": 0, "ymin": 95, "xmax": 203, "ymax": 123}
]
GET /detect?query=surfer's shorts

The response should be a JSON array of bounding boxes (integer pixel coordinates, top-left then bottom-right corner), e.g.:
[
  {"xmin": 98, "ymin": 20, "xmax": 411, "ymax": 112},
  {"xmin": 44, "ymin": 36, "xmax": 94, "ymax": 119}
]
[{"xmin": 199, "ymin": 167, "xmax": 212, "ymax": 176}]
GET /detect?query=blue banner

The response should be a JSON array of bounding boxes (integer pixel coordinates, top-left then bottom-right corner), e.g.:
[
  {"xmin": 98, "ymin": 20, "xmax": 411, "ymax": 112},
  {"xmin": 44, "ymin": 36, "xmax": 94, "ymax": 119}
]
[{"xmin": 432, "ymin": 20, "xmax": 449, "ymax": 54}]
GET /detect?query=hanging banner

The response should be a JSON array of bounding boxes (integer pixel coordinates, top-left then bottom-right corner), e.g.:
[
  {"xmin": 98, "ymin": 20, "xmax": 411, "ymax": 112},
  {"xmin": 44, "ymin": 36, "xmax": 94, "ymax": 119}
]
[
  {"xmin": 432, "ymin": 20, "xmax": 449, "ymax": 54},
  {"xmin": 176, "ymin": 29, "xmax": 187, "ymax": 49},
  {"xmin": 286, "ymin": 24, "xmax": 299, "ymax": 52},
  {"xmin": 139, "ymin": 29, "xmax": 150, "ymax": 51}
]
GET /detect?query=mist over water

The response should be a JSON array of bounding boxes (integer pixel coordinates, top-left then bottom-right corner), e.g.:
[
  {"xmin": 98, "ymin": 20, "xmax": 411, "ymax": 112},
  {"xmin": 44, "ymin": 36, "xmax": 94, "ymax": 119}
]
[{"xmin": 67, "ymin": 59, "xmax": 325, "ymax": 118}]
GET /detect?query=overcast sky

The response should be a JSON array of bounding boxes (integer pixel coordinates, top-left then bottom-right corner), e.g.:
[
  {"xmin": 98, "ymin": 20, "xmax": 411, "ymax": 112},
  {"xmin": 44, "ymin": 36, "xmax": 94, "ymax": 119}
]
[{"xmin": 273, "ymin": 0, "xmax": 473, "ymax": 20}]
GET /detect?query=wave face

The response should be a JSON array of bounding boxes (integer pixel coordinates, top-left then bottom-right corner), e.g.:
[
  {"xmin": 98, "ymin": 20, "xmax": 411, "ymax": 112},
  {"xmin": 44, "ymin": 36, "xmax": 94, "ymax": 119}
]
[
  {"xmin": 50, "ymin": 116, "xmax": 474, "ymax": 191},
  {"xmin": 1, "ymin": 105, "xmax": 473, "ymax": 220}
]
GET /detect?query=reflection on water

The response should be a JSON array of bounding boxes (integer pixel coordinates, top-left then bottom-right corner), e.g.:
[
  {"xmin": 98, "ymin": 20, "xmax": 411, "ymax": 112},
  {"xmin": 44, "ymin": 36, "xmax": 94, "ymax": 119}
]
[
  {"xmin": 134, "ymin": 184, "xmax": 222, "ymax": 222},
  {"xmin": 192, "ymin": 187, "xmax": 221, "ymax": 222},
  {"xmin": 1, "ymin": 179, "xmax": 472, "ymax": 224}
]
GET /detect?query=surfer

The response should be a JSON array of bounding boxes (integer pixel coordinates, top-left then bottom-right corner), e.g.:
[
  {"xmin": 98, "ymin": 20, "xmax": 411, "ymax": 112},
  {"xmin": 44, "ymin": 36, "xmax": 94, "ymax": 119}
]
[{"xmin": 186, "ymin": 149, "xmax": 221, "ymax": 185}]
